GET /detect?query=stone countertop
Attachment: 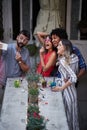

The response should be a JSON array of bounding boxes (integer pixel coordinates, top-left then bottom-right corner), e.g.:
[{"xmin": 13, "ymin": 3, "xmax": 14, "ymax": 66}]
[
  {"xmin": 0, "ymin": 77, "xmax": 28, "ymax": 130},
  {"xmin": 38, "ymin": 77, "xmax": 69, "ymax": 130},
  {"xmin": 0, "ymin": 77, "xmax": 69, "ymax": 130}
]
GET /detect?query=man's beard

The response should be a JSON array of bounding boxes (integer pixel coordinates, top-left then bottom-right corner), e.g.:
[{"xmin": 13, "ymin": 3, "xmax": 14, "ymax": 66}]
[{"xmin": 17, "ymin": 42, "xmax": 25, "ymax": 48}]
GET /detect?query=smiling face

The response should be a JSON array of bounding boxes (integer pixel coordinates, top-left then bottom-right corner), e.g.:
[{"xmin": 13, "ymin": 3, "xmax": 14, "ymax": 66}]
[
  {"xmin": 57, "ymin": 41, "xmax": 65, "ymax": 56},
  {"xmin": 51, "ymin": 34, "xmax": 61, "ymax": 48}
]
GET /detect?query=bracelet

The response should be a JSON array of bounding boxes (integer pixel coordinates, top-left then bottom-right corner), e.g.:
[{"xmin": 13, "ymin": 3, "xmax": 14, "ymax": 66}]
[{"xmin": 19, "ymin": 61, "xmax": 22, "ymax": 64}]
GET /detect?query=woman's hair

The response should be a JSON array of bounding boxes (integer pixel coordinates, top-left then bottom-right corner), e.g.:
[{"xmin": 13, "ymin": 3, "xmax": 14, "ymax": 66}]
[
  {"xmin": 50, "ymin": 28, "xmax": 68, "ymax": 39},
  {"xmin": 44, "ymin": 35, "xmax": 56, "ymax": 53},
  {"xmin": 61, "ymin": 39, "xmax": 73, "ymax": 64}
]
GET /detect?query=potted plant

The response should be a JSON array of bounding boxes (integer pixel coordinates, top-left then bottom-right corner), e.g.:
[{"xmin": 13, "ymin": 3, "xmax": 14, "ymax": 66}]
[
  {"xmin": 29, "ymin": 87, "xmax": 39, "ymax": 96},
  {"xmin": 26, "ymin": 72, "xmax": 41, "ymax": 89},
  {"xmin": 27, "ymin": 104, "xmax": 39, "ymax": 115},
  {"xmin": 26, "ymin": 105, "xmax": 46, "ymax": 130},
  {"xmin": 28, "ymin": 87, "xmax": 39, "ymax": 104},
  {"xmin": 26, "ymin": 72, "xmax": 40, "ymax": 82},
  {"xmin": 26, "ymin": 114, "xmax": 45, "ymax": 130},
  {"xmin": 26, "ymin": 43, "xmax": 39, "ymax": 57}
]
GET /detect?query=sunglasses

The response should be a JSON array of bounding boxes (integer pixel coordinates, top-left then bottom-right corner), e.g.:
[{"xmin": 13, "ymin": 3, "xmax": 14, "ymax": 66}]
[{"xmin": 45, "ymin": 36, "xmax": 52, "ymax": 42}]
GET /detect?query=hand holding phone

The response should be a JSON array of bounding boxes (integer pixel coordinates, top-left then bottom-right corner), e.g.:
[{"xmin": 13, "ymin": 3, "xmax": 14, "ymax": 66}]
[{"xmin": 0, "ymin": 41, "xmax": 8, "ymax": 50}]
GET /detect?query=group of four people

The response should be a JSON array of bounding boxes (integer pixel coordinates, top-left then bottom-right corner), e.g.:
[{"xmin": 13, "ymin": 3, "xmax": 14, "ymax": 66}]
[
  {"xmin": 0, "ymin": 28, "xmax": 87, "ymax": 130},
  {"xmin": 36, "ymin": 28, "xmax": 86, "ymax": 78}
]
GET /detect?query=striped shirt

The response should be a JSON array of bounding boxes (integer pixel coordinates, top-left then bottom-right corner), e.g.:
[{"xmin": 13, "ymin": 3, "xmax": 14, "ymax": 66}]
[{"xmin": 58, "ymin": 54, "xmax": 79, "ymax": 130}]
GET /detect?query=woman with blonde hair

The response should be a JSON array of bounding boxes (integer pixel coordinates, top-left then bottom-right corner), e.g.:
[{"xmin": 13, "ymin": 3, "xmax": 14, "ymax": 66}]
[{"xmin": 52, "ymin": 39, "xmax": 79, "ymax": 130}]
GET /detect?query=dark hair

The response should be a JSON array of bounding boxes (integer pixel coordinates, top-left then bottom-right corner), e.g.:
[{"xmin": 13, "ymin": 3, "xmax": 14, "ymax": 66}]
[
  {"xmin": 50, "ymin": 28, "xmax": 68, "ymax": 39},
  {"xmin": 61, "ymin": 39, "xmax": 73, "ymax": 54},
  {"xmin": 44, "ymin": 35, "xmax": 57, "ymax": 53},
  {"xmin": 19, "ymin": 30, "xmax": 30, "ymax": 40}
]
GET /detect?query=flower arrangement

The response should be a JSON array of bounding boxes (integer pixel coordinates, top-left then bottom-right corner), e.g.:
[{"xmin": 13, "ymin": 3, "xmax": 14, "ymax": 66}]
[
  {"xmin": 28, "ymin": 87, "xmax": 39, "ymax": 104},
  {"xmin": 27, "ymin": 104, "xmax": 40, "ymax": 114},
  {"xmin": 26, "ymin": 105, "xmax": 46, "ymax": 130},
  {"xmin": 26, "ymin": 71, "xmax": 46, "ymax": 129},
  {"xmin": 26, "ymin": 71, "xmax": 42, "ymax": 91}
]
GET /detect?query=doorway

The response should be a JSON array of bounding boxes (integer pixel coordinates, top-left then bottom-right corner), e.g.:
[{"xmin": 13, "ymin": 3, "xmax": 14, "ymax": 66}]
[
  {"xmin": 80, "ymin": 0, "xmax": 87, "ymax": 40},
  {"xmin": 12, "ymin": 0, "xmax": 20, "ymax": 40},
  {"xmin": 32, "ymin": 0, "xmax": 40, "ymax": 39},
  {"xmin": 2, "ymin": 0, "xmax": 21, "ymax": 42}
]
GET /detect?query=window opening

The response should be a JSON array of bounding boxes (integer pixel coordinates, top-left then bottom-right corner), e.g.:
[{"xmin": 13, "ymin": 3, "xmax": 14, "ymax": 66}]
[{"xmin": 12, "ymin": 0, "xmax": 20, "ymax": 40}]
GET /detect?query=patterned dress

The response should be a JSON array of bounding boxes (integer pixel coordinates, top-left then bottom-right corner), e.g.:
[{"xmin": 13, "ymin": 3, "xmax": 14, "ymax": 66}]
[{"xmin": 58, "ymin": 54, "xmax": 79, "ymax": 130}]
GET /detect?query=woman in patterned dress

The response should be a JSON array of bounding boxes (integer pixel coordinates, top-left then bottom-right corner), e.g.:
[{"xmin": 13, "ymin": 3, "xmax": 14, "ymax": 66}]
[{"xmin": 52, "ymin": 39, "xmax": 79, "ymax": 130}]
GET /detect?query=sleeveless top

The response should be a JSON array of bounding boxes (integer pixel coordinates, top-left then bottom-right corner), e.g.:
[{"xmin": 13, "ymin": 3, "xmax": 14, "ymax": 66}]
[{"xmin": 37, "ymin": 51, "xmax": 55, "ymax": 77}]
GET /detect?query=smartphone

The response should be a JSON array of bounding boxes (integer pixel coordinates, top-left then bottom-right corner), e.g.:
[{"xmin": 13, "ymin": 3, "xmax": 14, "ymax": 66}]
[{"xmin": 0, "ymin": 42, "xmax": 8, "ymax": 50}]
